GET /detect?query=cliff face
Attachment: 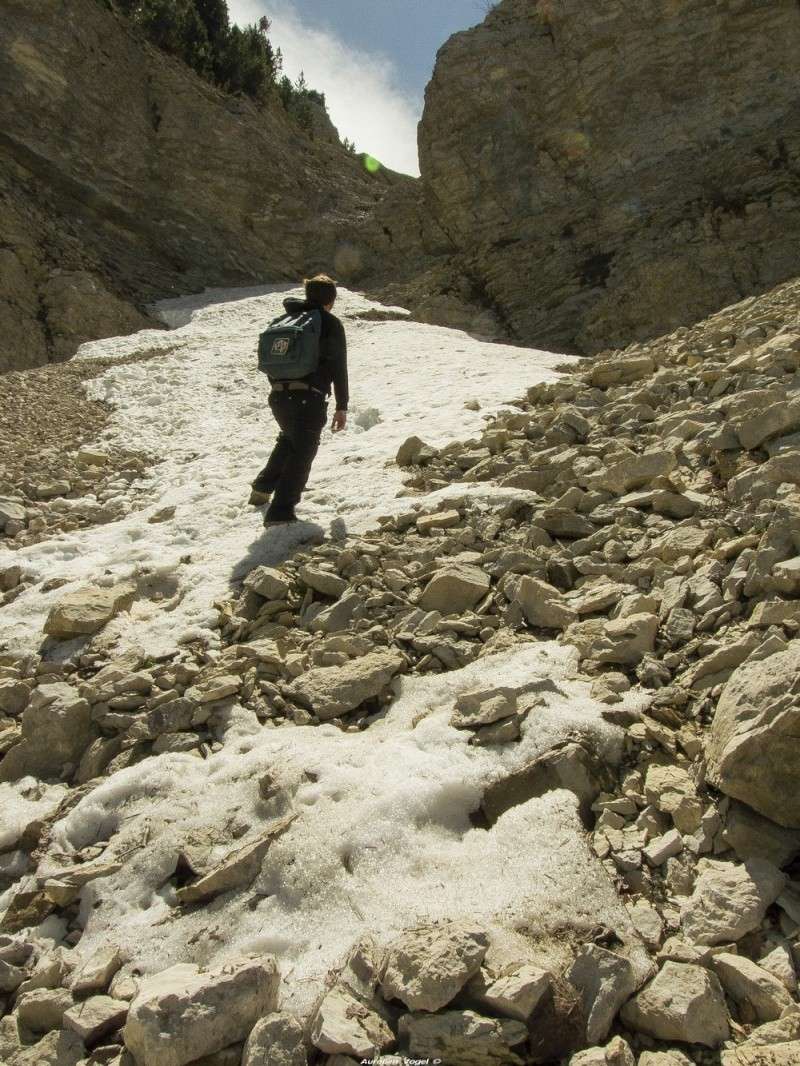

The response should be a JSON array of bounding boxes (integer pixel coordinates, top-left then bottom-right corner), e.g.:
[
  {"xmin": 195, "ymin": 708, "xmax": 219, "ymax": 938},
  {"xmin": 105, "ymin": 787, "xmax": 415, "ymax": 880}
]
[
  {"xmin": 0, "ymin": 0, "xmax": 408, "ymax": 370},
  {"xmin": 418, "ymin": 0, "xmax": 800, "ymax": 353}
]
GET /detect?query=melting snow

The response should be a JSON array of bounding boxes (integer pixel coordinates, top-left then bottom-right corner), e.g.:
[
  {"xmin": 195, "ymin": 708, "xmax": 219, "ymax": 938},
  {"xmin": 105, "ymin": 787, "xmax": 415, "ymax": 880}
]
[{"xmin": 0, "ymin": 285, "xmax": 568, "ymax": 658}]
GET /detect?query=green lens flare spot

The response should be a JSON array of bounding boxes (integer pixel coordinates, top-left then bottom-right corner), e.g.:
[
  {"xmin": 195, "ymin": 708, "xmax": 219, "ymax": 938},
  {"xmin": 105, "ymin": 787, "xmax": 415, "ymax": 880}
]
[{"xmin": 363, "ymin": 155, "xmax": 381, "ymax": 174}]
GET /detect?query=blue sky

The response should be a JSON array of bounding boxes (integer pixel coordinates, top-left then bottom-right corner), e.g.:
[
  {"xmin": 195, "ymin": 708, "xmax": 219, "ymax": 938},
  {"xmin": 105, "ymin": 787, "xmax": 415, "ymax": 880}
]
[{"xmin": 228, "ymin": 1, "xmax": 484, "ymax": 175}]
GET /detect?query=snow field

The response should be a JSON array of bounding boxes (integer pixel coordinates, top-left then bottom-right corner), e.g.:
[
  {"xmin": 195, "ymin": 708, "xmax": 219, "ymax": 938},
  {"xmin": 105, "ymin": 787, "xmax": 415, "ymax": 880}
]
[
  {"xmin": 0, "ymin": 285, "xmax": 568, "ymax": 658},
  {"xmin": 44, "ymin": 643, "xmax": 649, "ymax": 1013}
]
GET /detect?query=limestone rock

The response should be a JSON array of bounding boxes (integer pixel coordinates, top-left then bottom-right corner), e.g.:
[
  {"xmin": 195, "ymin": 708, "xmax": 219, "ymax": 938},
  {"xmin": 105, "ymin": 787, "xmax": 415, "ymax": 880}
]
[
  {"xmin": 0, "ymin": 682, "xmax": 92, "ymax": 783},
  {"xmin": 419, "ymin": 564, "xmax": 490, "ymax": 614},
  {"xmin": 176, "ymin": 814, "xmax": 296, "ymax": 905},
  {"xmin": 569, "ymin": 1037, "xmax": 636, "ymax": 1066},
  {"xmin": 299, "ymin": 565, "xmax": 348, "ymax": 598},
  {"xmin": 722, "ymin": 801, "xmax": 800, "ymax": 868},
  {"xmin": 398, "ymin": 1009, "xmax": 527, "ymax": 1065},
  {"xmin": 396, "ymin": 436, "xmax": 437, "ymax": 467},
  {"xmin": 123, "ymin": 957, "xmax": 280, "ymax": 1066},
  {"xmin": 706, "ymin": 643, "xmax": 800, "ymax": 827},
  {"xmin": 309, "ymin": 984, "xmax": 394, "ymax": 1058},
  {"xmin": 469, "ymin": 963, "xmax": 551, "ymax": 1022},
  {"xmin": 712, "ymin": 953, "xmax": 794, "ymax": 1023},
  {"xmin": 566, "ymin": 944, "xmax": 639, "ymax": 1044},
  {"xmin": 721, "ymin": 1043, "xmax": 800, "ymax": 1066},
  {"xmin": 590, "ymin": 614, "xmax": 658, "ymax": 666},
  {"xmin": 619, "ymin": 960, "xmax": 729, "ymax": 1046},
  {"xmin": 17, "ymin": 987, "xmax": 74, "ymax": 1032},
  {"xmin": 680, "ymin": 859, "xmax": 785, "ymax": 945},
  {"xmin": 244, "ymin": 567, "xmax": 289, "ymax": 600},
  {"xmin": 379, "ymin": 923, "xmax": 488, "ymax": 1011},
  {"xmin": 451, "ymin": 687, "xmax": 518, "ymax": 730},
  {"xmin": 44, "ymin": 583, "xmax": 136, "ymax": 639},
  {"xmin": 515, "ymin": 576, "xmax": 577, "ymax": 630},
  {"xmin": 242, "ymin": 1012, "xmax": 308, "ymax": 1066},
  {"xmin": 286, "ymin": 649, "xmax": 405, "ymax": 721},
  {"xmin": 63, "ymin": 994, "xmax": 129, "ymax": 1042},
  {"xmin": 9, "ymin": 1029, "xmax": 85, "ymax": 1066}
]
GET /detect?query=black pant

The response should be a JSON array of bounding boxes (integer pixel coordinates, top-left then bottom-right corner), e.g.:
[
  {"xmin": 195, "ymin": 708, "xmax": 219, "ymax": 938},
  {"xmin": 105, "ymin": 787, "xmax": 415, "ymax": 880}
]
[{"xmin": 253, "ymin": 391, "xmax": 327, "ymax": 509}]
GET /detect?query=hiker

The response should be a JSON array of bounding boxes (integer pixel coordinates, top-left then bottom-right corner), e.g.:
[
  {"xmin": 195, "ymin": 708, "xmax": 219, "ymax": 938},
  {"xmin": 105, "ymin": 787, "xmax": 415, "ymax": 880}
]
[{"xmin": 250, "ymin": 274, "xmax": 348, "ymax": 526}]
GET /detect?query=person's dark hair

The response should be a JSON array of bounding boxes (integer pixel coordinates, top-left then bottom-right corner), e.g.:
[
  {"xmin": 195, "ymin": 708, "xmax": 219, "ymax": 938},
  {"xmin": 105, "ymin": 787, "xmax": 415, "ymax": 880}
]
[{"xmin": 305, "ymin": 274, "xmax": 337, "ymax": 307}]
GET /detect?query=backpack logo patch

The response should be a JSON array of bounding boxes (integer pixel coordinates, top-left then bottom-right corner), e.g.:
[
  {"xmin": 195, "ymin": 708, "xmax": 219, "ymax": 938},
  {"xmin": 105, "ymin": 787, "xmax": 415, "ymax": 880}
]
[{"xmin": 271, "ymin": 337, "xmax": 290, "ymax": 355}]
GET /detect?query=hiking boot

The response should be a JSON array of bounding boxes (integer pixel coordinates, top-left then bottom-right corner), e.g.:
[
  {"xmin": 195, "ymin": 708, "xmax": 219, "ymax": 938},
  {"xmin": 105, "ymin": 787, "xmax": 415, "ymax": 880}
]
[
  {"xmin": 249, "ymin": 488, "xmax": 272, "ymax": 506},
  {"xmin": 263, "ymin": 505, "xmax": 297, "ymax": 527}
]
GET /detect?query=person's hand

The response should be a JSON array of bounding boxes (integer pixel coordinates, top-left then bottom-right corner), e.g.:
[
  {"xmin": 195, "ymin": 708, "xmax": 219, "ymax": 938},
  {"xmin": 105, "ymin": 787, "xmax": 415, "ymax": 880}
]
[{"xmin": 332, "ymin": 410, "xmax": 347, "ymax": 433}]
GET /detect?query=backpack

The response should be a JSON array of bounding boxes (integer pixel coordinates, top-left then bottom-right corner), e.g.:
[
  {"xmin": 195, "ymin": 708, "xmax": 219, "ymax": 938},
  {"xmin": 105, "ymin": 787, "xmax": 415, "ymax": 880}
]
[{"xmin": 257, "ymin": 309, "xmax": 322, "ymax": 380}]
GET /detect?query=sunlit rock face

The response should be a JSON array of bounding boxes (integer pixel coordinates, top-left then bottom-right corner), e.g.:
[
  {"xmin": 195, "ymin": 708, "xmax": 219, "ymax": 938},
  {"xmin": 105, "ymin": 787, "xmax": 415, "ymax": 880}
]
[{"xmin": 419, "ymin": 0, "xmax": 800, "ymax": 353}]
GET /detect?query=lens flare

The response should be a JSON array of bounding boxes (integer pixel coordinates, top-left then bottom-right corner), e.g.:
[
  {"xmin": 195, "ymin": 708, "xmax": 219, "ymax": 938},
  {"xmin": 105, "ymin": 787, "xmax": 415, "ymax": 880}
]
[{"xmin": 363, "ymin": 155, "xmax": 381, "ymax": 174}]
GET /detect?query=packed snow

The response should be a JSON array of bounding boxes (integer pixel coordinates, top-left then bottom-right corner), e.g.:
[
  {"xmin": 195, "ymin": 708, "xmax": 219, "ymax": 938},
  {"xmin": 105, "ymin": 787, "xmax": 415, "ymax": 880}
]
[
  {"xmin": 41, "ymin": 642, "xmax": 648, "ymax": 1012},
  {"xmin": 0, "ymin": 285, "xmax": 569, "ymax": 658}
]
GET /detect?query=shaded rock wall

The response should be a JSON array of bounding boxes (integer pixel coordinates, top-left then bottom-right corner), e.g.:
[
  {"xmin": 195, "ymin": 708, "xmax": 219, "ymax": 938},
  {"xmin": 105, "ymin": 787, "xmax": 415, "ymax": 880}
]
[
  {"xmin": 418, "ymin": 0, "xmax": 800, "ymax": 353},
  {"xmin": 0, "ymin": 0, "xmax": 410, "ymax": 370}
]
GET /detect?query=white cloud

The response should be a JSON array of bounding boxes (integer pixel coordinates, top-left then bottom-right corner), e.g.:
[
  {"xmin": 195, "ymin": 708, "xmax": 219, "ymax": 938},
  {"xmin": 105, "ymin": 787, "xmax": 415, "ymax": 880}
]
[{"xmin": 227, "ymin": 0, "xmax": 421, "ymax": 176}]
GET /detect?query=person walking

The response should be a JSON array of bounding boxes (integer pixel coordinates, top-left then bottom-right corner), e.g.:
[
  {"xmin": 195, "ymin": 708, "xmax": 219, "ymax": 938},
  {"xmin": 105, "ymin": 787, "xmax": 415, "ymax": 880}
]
[{"xmin": 250, "ymin": 275, "xmax": 348, "ymax": 525}]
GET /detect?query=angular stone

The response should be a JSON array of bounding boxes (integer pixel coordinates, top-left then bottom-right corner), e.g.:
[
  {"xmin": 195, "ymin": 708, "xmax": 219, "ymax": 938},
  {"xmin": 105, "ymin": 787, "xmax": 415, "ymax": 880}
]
[
  {"xmin": 399, "ymin": 1009, "xmax": 527, "ymax": 1066},
  {"xmin": 451, "ymin": 687, "xmax": 517, "ymax": 729},
  {"xmin": 644, "ymin": 765, "xmax": 702, "ymax": 834},
  {"xmin": 286, "ymin": 649, "xmax": 405, "ymax": 721},
  {"xmin": 186, "ymin": 673, "xmax": 241, "ymax": 705},
  {"xmin": 176, "ymin": 814, "xmax": 296, "ymax": 905},
  {"xmin": 570, "ymin": 1037, "xmax": 637, "ymax": 1066},
  {"xmin": 70, "ymin": 945, "xmax": 125, "ymax": 994},
  {"xmin": 379, "ymin": 923, "xmax": 488, "ymax": 1012},
  {"xmin": 482, "ymin": 741, "xmax": 609, "ymax": 823},
  {"xmin": 619, "ymin": 961, "xmax": 729, "ymax": 1046},
  {"xmin": 591, "ymin": 613, "xmax": 658, "ymax": 666},
  {"xmin": 123, "ymin": 957, "xmax": 280, "ymax": 1066},
  {"xmin": 417, "ymin": 509, "xmax": 461, "ymax": 533},
  {"xmin": 396, "ymin": 436, "xmax": 437, "ymax": 467},
  {"xmin": 707, "ymin": 642, "xmax": 800, "ymax": 827},
  {"xmin": 722, "ymin": 800, "xmax": 800, "ymax": 868},
  {"xmin": 242, "ymin": 1012, "xmax": 308, "ymax": 1066},
  {"xmin": 419, "ymin": 563, "xmax": 490, "ymax": 614},
  {"xmin": 469, "ymin": 963, "xmax": 551, "ymax": 1022},
  {"xmin": 309, "ymin": 984, "xmax": 394, "ymax": 1058},
  {"xmin": 567, "ymin": 945, "xmax": 639, "ymax": 1044},
  {"xmin": 17, "ymin": 987, "xmax": 74, "ymax": 1032},
  {"xmin": 0, "ymin": 682, "xmax": 92, "ymax": 783},
  {"xmin": 244, "ymin": 567, "xmax": 289, "ymax": 600},
  {"xmin": 299, "ymin": 565, "xmax": 348, "ymax": 598},
  {"xmin": 10, "ymin": 1029, "xmax": 85, "ymax": 1066},
  {"xmin": 44, "ymin": 583, "xmax": 136, "ymax": 639},
  {"xmin": 515, "ymin": 576, "xmax": 577, "ymax": 630},
  {"xmin": 712, "ymin": 953, "xmax": 794, "ymax": 1023},
  {"xmin": 721, "ymin": 1042, "xmax": 800, "ymax": 1066},
  {"xmin": 63, "ymin": 994, "xmax": 129, "ymax": 1042},
  {"xmin": 680, "ymin": 859, "xmax": 785, "ymax": 945}
]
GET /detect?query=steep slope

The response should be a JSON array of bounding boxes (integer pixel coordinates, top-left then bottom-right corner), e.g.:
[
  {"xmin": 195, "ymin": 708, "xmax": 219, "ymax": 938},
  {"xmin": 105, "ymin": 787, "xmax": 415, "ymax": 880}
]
[
  {"xmin": 0, "ymin": 0, "xmax": 410, "ymax": 371},
  {"xmin": 418, "ymin": 0, "xmax": 800, "ymax": 353}
]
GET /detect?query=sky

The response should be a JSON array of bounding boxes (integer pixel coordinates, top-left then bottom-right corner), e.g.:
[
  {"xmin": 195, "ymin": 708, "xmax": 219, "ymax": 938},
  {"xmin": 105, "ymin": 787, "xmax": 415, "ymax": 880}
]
[{"xmin": 227, "ymin": 0, "xmax": 486, "ymax": 176}]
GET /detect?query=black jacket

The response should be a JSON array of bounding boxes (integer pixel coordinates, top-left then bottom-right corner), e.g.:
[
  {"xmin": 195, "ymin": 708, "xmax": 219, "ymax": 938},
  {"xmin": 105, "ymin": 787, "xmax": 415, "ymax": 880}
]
[{"xmin": 269, "ymin": 297, "xmax": 349, "ymax": 410}]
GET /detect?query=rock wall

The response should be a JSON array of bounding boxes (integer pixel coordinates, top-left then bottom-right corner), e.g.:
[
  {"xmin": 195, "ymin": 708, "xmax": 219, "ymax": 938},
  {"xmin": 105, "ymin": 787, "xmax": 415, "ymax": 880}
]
[
  {"xmin": 0, "ymin": 0, "xmax": 411, "ymax": 371},
  {"xmin": 418, "ymin": 0, "xmax": 800, "ymax": 353}
]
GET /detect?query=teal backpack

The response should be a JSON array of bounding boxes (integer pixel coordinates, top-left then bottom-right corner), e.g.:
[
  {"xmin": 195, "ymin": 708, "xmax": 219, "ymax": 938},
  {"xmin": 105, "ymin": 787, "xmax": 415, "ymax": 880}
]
[{"xmin": 257, "ymin": 309, "xmax": 322, "ymax": 379}]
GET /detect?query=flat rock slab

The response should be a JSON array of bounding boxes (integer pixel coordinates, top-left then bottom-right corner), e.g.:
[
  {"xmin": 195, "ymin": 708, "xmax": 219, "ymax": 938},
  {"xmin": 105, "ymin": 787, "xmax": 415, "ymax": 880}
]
[
  {"xmin": 286, "ymin": 649, "xmax": 406, "ymax": 721},
  {"xmin": 44, "ymin": 583, "xmax": 136, "ymax": 639},
  {"xmin": 379, "ymin": 923, "xmax": 488, "ymax": 1011}
]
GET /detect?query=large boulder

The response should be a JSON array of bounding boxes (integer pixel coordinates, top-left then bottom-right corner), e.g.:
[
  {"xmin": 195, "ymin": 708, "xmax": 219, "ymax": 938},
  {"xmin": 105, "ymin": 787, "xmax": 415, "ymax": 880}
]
[
  {"xmin": 398, "ymin": 1009, "xmax": 527, "ymax": 1065},
  {"xmin": 123, "ymin": 957, "xmax": 279, "ymax": 1066},
  {"xmin": 706, "ymin": 643, "xmax": 800, "ymax": 827}
]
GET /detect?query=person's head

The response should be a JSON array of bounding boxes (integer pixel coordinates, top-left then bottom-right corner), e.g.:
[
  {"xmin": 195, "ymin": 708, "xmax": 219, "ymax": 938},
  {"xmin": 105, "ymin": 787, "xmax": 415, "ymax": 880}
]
[{"xmin": 305, "ymin": 274, "xmax": 337, "ymax": 310}]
